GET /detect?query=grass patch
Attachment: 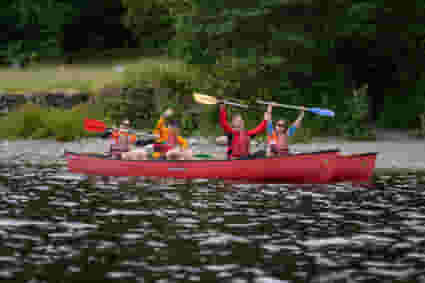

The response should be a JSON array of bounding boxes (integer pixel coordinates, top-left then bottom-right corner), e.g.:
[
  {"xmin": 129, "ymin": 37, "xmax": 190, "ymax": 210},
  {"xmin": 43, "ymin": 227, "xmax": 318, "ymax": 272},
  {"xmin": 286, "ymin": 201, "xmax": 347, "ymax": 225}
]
[
  {"xmin": 0, "ymin": 102, "xmax": 105, "ymax": 141},
  {"xmin": 0, "ymin": 50, "xmax": 148, "ymax": 93},
  {"xmin": 0, "ymin": 53, "xmax": 195, "ymax": 96},
  {"xmin": 123, "ymin": 56, "xmax": 203, "ymax": 89}
]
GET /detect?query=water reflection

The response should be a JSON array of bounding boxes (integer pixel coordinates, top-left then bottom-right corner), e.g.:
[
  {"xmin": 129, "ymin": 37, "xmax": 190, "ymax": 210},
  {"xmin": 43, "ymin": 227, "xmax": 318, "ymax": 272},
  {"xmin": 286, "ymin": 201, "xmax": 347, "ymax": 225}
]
[{"xmin": 0, "ymin": 162, "xmax": 424, "ymax": 282}]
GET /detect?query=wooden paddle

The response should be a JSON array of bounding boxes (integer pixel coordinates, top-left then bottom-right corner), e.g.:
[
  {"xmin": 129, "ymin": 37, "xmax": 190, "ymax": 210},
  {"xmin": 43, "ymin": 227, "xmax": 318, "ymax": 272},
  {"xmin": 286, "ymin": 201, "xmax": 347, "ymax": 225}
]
[
  {"xmin": 84, "ymin": 119, "xmax": 158, "ymax": 138},
  {"xmin": 256, "ymin": 100, "xmax": 335, "ymax": 117},
  {"xmin": 193, "ymin": 93, "xmax": 249, "ymax": 108}
]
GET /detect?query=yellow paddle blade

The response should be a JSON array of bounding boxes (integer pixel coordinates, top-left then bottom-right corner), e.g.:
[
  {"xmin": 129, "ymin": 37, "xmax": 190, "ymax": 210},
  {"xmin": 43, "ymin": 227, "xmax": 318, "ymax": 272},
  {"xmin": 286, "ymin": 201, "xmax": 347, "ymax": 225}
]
[{"xmin": 193, "ymin": 93, "xmax": 218, "ymax": 105}]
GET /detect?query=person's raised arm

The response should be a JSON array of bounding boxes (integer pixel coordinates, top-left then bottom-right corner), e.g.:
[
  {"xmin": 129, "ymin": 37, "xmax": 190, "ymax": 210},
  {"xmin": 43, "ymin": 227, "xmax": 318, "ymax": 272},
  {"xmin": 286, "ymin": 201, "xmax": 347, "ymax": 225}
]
[
  {"xmin": 266, "ymin": 104, "xmax": 273, "ymax": 136},
  {"xmin": 153, "ymin": 117, "xmax": 164, "ymax": 137},
  {"xmin": 293, "ymin": 110, "xmax": 304, "ymax": 128},
  {"xmin": 177, "ymin": 136, "xmax": 188, "ymax": 150},
  {"xmin": 219, "ymin": 104, "xmax": 235, "ymax": 134},
  {"xmin": 162, "ymin": 108, "xmax": 173, "ymax": 119},
  {"xmin": 287, "ymin": 110, "xmax": 305, "ymax": 137},
  {"xmin": 153, "ymin": 108, "xmax": 173, "ymax": 136}
]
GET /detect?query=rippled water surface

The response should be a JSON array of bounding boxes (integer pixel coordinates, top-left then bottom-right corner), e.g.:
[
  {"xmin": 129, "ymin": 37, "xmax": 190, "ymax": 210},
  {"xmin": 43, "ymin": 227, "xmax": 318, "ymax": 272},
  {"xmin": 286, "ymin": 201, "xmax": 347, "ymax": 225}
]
[{"xmin": 1, "ymin": 161, "xmax": 425, "ymax": 283}]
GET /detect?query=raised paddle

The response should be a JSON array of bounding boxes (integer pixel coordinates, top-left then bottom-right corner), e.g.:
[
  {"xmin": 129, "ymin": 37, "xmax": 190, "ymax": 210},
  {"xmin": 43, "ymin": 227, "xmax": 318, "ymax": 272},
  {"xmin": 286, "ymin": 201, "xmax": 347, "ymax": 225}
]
[
  {"xmin": 256, "ymin": 100, "xmax": 335, "ymax": 117},
  {"xmin": 193, "ymin": 93, "xmax": 249, "ymax": 108},
  {"xmin": 84, "ymin": 119, "xmax": 158, "ymax": 138}
]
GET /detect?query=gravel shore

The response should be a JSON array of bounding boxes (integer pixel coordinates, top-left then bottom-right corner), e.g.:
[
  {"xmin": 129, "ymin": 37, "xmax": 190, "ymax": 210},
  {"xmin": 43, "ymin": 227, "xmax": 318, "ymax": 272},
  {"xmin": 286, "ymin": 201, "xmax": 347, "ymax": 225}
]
[{"xmin": 0, "ymin": 135, "xmax": 424, "ymax": 171}]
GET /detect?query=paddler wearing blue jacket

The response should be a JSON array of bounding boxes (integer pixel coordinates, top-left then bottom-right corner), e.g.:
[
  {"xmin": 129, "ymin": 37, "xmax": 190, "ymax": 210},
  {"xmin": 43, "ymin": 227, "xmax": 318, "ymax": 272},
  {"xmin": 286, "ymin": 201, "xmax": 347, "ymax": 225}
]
[{"xmin": 266, "ymin": 106, "xmax": 305, "ymax": 157}]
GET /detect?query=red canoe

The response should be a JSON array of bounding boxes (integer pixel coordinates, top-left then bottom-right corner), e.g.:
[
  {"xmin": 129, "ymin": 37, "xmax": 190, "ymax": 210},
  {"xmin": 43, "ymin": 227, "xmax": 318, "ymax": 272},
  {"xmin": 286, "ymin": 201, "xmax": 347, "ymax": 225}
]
[
  {"xmin": 65, "ymin": 150, "xmax": 343, "ymax": 184},
  {"xmin": 329, "ymin": 152, "xmax": 378, "ymax": 184},
  {"xmin": 64, "ymin": 150, "xmax": 378, "ymax": 184}
]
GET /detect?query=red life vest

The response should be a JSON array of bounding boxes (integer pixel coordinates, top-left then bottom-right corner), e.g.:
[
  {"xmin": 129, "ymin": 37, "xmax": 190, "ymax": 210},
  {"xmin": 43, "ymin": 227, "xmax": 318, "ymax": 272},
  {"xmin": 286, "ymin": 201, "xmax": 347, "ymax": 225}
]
[{"xmin": 231, "ymin": 131, "xmax": 250, "ymax": 158}]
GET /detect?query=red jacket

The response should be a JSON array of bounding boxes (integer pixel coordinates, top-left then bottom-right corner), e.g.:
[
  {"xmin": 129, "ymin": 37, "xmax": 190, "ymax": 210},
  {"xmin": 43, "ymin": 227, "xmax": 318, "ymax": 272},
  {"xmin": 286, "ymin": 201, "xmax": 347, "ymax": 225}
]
[{"xmin": 219, "ymin": 105, "xmax": 267, "ymax": 158}]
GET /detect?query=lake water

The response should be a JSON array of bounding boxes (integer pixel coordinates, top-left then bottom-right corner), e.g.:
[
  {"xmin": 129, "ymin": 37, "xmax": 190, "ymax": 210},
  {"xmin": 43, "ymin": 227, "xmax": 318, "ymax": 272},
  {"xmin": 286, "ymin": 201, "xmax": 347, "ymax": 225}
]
[{"xmin": 0, "ymin": 161, "xmax": 425, "ymax": 283}]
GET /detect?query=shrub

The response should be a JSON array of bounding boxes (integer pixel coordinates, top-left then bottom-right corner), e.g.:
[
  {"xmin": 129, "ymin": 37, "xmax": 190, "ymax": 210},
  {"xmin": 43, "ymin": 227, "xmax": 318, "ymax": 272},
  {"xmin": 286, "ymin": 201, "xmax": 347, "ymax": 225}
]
[
  {"xmin": 0, "ymin": 103, "xmax": 44, "ymax": 139},
  {"xmin": 0, "ymin": 102, "xmax": 106, "ymax": 141},
  {"xmin": 289, "ymin": 127, "xmax": 313, "ymax": 144},
  {"xmin": 340, "ymin": 85, "xmax": 374, "ymax": 139}
]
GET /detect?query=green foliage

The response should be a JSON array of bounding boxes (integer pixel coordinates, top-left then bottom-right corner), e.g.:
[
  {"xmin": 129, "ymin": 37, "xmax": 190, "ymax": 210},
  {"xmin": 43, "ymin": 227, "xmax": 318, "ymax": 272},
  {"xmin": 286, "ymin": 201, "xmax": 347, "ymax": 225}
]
[
  {"xmin": 288, "ymin": 126, "xmax": 313, "ymax": 144},
  {"xmin": 124, "ymin": 57, "xmax": 204, "ymax": 90},
  {"xmin": 0, "ymin": 103, "xmax": 44, "ymax": 139},
  {"xmin": 0, "ymin": 102, "xmax": 104, "ymax": 141},
  {"xmin": 121, "ymin": 0, "xmax": 176, "ymax": 53},
  {"xmin": 47, "ymin": 80, "xmax": 94, "ymax": 94},
  {"xmin": 340, "ymin": 85, "xmax": 374, "ymax": 139},
  {"xmin": 118, "ymin": 57, "xmax": 207, "ymax": 133},
  {"xmin": 0, "ymin": 0, "xmax": 76, "ymax": 64}
]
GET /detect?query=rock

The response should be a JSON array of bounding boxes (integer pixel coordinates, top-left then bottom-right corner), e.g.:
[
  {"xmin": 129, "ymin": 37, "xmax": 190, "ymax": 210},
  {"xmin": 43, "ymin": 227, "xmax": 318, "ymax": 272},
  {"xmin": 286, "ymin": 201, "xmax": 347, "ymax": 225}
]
[
  {"xmin": 45, "ymin": 91, "xmax": 89, "ymax": 109},
  {"xmin": 216, "ymin": 136, "xmax": 228, "ymax": 145},
  {"xmin": 0, "ymin": 91, "xmax": 89, "ymax": 112}
]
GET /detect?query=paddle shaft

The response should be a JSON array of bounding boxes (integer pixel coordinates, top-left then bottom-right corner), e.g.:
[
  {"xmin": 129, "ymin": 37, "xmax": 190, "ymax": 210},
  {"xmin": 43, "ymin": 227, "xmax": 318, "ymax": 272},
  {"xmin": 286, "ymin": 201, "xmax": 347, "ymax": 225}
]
[
  {"xmin": 84, "ymin": 119, "xmax": 158, "ymax": 138},
  {"xmin": 107, "ymin": 128, "xmax": 158, "ymax": 139},
  {"xmin": 193, "ymin": 93, "xmax": 264, "ymax": 110},
  {"xmin": 256, "ymin": 100, "xmax": 307, "ymax": 111},
  {"xmin": 222, "ymin": 100, "xmax": 249, "ymax": 108}
]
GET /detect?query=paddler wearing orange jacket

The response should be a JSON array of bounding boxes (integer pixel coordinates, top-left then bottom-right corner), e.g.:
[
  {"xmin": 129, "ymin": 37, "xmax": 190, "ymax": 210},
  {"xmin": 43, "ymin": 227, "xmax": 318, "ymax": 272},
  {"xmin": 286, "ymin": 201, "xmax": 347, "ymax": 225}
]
[
  {"xmin": 110, "ymin": 119, "xmax": 149, "ymax": 160},
  {"xmin": 266, "ymin": 106, "xmax": 305, "ymax": 157},
  {"xmin": 152, "ymin": 108, "xmax": 192, "ymax": 160},
  {"xmin": 219, "ymin": 102, "xmax": 271, "ymax": 159}
]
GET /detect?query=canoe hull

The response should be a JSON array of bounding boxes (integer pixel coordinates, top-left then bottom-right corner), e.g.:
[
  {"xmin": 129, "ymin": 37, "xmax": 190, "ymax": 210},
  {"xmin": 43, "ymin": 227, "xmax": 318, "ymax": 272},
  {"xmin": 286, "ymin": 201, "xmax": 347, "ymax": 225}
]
[
  {"xmin": 65, "ymin": 150, "xmax": 339, "ymax": 184},
  {"xmin": 329, "ymin": 153, "xmax": 377, "ymax": 184},
  {"xmin": 65, "ymin": 150, "xmax": 377, "ymax": 184}
]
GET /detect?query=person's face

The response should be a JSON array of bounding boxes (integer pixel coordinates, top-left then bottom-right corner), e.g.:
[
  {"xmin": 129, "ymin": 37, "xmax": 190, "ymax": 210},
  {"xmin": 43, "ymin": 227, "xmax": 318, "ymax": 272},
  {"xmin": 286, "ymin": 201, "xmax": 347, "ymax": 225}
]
[
  {"xmin": 232, "ymin": 115, "xmax": 244, "ymax": 129},
  {"xmin": 275, "ymin": 120, "xmax": 287, "ymax": 133}
]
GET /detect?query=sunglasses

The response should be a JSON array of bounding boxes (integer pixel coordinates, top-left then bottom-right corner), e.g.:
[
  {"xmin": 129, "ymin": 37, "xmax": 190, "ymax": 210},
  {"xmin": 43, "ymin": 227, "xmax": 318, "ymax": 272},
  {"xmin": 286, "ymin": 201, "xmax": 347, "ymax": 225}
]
[{"xmin": 276, "ymin": 124, "xmax": 285, "ymax": 127}]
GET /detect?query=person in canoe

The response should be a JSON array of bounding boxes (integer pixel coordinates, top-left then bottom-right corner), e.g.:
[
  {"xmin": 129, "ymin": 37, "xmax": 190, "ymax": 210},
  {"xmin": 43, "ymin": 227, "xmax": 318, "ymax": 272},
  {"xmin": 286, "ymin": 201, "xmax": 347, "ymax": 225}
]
[
  {"xmin": 108, "ymin": 119, "xmax": 150, "ymax": 160},
  {"xmin": 266, "ymin": 106, "xmax": 305, "ymax": 157},
  {"xmin": 219, "ymin": 102, "xmax": 272, "ymax": 159},
  {"xmin": 152, "ymin": 108, "xmax": 192, "ymax": 160}
]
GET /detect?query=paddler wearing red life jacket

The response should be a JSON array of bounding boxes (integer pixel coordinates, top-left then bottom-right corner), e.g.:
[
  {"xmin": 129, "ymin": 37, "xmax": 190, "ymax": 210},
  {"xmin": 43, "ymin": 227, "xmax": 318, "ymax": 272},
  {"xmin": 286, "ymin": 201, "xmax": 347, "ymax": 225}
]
[
  {"xmin": 266, "ymin": 106, "xmax": 305, "ymax": 157},
  {"xmin": 219, "ymin": 102, "xmax": 271, "ymax": 159}
]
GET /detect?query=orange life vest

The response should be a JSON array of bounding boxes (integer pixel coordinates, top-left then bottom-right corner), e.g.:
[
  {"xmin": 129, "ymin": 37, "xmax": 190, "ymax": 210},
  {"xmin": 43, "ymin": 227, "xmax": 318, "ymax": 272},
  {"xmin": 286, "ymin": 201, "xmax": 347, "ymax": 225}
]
[
  {"xmin": 110, "ymin": 130, "xmax": 137, "ymax": 158},
  {"xmin": 267, "ymin": 132, "xmax": 289, "ymax": 155}
]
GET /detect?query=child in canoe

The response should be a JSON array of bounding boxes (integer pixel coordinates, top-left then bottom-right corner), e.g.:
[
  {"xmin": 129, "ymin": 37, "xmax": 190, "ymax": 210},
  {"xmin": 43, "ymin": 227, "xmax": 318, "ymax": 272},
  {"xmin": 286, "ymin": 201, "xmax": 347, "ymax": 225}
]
[
  {"xmin": 108, "ymin": 119, "xmax": 151, "ymax": 160},
  {"xmin": 152, "ymin": 108, "xmax": 192, "ymax": 160},
  {"xmin": 266, "ymin": 106, "xmax": 305, "ymax": 157}
]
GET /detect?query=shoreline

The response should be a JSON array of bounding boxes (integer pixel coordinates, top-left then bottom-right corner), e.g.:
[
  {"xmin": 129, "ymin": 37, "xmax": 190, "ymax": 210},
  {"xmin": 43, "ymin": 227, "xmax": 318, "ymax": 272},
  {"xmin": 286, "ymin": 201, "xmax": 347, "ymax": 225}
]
[{"xmin": 0, "ymin": 137, "xmax": 424, "ymax": 174}]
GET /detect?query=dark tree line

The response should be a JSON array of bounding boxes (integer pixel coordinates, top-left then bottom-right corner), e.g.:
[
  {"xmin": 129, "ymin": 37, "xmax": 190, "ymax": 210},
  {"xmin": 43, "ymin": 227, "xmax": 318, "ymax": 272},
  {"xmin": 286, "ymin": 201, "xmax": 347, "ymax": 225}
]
[{"xmin": 0, "ymin": 0, "xmax": 138, "ymax": 65}]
